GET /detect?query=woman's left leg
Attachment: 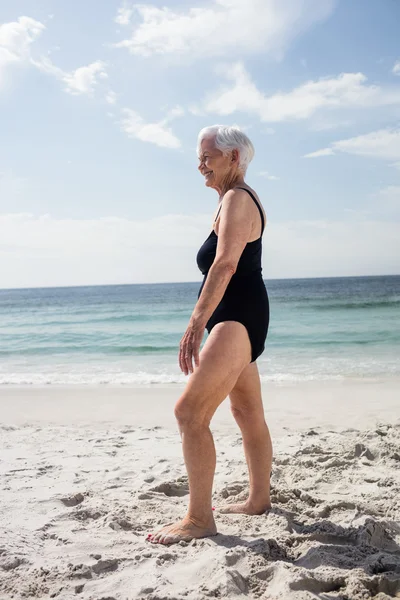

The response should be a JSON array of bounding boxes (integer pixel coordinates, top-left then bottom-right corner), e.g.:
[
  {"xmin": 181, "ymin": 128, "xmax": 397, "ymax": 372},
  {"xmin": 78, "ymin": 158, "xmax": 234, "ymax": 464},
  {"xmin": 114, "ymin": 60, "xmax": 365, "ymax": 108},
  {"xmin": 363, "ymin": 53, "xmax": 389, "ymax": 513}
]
[{"xmin": 148, "ymin": 321, "xmax": 251, "ymax": 545}]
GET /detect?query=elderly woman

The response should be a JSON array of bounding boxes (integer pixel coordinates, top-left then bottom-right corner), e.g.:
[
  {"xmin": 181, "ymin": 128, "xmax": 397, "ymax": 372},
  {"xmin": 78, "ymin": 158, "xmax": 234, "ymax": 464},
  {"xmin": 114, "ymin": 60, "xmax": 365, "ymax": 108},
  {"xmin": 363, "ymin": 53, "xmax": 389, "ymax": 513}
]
[{"xmin": 148, "ymin": 125, "xmax": 272, "ymax": 545}]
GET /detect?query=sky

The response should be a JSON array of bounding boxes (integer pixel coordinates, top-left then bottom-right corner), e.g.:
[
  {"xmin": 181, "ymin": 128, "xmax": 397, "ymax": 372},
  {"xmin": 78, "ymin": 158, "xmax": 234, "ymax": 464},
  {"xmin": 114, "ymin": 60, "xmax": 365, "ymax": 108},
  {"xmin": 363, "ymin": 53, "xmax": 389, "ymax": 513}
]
[{"xmin": 0, "ymin": 0, "xmax": 400, "ymax": 289}]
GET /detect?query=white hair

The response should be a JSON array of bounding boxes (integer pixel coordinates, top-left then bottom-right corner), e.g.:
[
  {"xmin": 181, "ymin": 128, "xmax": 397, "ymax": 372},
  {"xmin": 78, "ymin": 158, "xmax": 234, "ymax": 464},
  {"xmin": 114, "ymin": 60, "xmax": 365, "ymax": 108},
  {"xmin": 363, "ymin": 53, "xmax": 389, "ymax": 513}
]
[{"xmin": 197, "ymin": 125, "xmax": 255, "ymax": 173}]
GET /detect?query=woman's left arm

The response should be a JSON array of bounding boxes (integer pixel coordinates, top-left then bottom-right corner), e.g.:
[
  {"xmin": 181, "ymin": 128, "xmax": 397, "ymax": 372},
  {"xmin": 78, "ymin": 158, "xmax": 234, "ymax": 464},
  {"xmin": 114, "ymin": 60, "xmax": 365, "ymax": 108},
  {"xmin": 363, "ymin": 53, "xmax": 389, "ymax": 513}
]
[{"xmin": 179, "ymin": 188, "xmax": 253, "ymax": 375}]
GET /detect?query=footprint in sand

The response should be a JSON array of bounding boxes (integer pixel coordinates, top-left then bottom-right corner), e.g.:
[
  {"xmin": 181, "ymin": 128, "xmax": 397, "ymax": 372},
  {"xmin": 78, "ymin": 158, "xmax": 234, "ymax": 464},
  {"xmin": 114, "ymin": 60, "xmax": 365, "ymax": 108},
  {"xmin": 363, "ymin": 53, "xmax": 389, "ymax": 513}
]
[
  {"xmin": 60, "ymin": 493, "xmax": 85, "ymax": 507},
  {"xmin": 225, "ymin": 549, "xmax": 247, "ymax": 567},
  {"xmin": 108, "ymin": 516, "xmax": 145, "ymax": 532},
  {"xmin": 289, "ymin": 573, "xmax": 346, "ymax": 595},
  {"xmin": 138, "ymin": 492, "xmax": 156, "ymax": 500},
  {"xmin": 74, "ymin": 509, "xmax": 103, "ymax": 521},
  {"xmin": 354, "ymin": 443, "xmax": 375, "ymax": 460},
  {"xmin": 0, "ymin": 555, "xmax": 26, "ymax": 571},
  {"xmin": 91, "ymin": 558, "xmax": 119, "ymax": 575},
  {"xmin": 74, "ymin": 583, "xmax": 85, "ymax": 593},
  {"xmin": 69, "ymin": 563, "xmax": 93, "ymax": 579},
  {"xmin": 150, "ymin": 479, "xmax": 189, "ymax": 497},
  {"xmin": 219, "ymin": 483, "xmax": 245, "ymax": 499},
  {"xmin": 69, "ymin": 559, "xmax": 119, "ymax": 580},
  {"xmin": 357, "ymin": 575, "xmax": 400, "ymax": 598},
  {"xmin": 156, "ymin": 552, "xmax": 177, "ymax": 566},
  {"xmin": 37, "ymin": 464, "xmax": 57, "ymax": 476},
  {"xmin": 357, "ymin": 519, "xmax": 399, "ymax": 552}
]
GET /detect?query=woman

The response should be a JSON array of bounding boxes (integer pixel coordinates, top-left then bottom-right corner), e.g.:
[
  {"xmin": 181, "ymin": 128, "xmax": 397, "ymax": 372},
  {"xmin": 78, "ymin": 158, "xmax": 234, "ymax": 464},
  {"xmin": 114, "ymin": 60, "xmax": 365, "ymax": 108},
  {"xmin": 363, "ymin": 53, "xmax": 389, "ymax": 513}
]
[{"xmin": 148, "ymin": 125, "xmax": 272, "ymax": 545}]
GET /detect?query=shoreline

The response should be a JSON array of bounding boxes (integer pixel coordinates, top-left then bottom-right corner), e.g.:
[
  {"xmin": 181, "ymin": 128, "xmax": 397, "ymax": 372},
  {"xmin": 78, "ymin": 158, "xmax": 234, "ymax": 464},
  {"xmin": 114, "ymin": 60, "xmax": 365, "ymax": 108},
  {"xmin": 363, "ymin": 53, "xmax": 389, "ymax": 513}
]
[{"xmin": 1, "ymin": 378, "xmax": 399, "ymax": 434}]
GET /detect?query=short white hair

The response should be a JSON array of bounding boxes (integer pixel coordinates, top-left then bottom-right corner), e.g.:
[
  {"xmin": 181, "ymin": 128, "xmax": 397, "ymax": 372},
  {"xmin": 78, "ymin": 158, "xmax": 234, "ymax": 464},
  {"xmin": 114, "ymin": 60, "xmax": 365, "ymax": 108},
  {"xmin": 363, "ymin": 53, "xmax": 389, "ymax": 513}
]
[{"xmin": 197, "ymin": 125, "xmax": 255, "ymax": 173}]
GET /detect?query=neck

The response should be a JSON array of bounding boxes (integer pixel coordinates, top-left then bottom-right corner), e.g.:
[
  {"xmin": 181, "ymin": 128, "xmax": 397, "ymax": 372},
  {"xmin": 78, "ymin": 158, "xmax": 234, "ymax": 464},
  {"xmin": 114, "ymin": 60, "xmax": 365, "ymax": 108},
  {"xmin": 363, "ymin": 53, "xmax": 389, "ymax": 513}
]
[{"xmin": 214, "ymin": 173, "xmax": 246, "ymax": 199}]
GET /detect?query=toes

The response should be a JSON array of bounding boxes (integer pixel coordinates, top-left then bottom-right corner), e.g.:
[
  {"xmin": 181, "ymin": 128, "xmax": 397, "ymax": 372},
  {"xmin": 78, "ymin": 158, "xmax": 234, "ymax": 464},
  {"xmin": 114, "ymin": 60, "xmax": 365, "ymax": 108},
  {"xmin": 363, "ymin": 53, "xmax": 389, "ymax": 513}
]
[
  {"xmin": 161, "ymin": 533, "xmax": 175, "ymax": 545},
  {"xmin": 150, "ymin": 534, "xmax": 162, "ymax": 544},
  {"xmin": 148, "ymin": 531, "xmax": 162, "ymax": 543},
  {"xmin": 147, "ymin": 523, "xmax": 174, "ymax": 543},
  {"xmin": 151, "ymin": 527, "xmax": 172, "ymax": 544}
]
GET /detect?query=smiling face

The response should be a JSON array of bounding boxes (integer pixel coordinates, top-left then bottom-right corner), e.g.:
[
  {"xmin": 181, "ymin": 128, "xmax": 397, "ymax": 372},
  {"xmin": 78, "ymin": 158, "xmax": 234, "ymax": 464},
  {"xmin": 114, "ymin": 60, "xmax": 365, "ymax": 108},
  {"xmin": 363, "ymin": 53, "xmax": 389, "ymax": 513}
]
[{"xmin": 198, "ymin": 136, "xmax": 240, "ymax": 191}]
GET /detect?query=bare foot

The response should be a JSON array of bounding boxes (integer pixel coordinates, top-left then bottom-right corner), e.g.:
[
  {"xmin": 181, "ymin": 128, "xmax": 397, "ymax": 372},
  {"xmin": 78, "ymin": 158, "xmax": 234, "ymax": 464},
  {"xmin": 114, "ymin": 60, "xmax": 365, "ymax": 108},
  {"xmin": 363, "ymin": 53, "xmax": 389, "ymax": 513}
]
[
  {"xmin": 217, "ymin": 500, "xmax": 271, "ymax": 515},
  {"xmin": 147, "ymin": 516, "xmax": 217, "ymax": 545}
]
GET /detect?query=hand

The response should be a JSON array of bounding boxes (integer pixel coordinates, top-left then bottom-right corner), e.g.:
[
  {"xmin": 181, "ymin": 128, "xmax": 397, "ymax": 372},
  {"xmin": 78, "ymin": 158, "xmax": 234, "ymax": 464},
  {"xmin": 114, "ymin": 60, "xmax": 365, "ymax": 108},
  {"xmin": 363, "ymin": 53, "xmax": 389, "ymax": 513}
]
[{"xmin": 179, "ymin": 318, "xmax": 205, "ymax": 376}]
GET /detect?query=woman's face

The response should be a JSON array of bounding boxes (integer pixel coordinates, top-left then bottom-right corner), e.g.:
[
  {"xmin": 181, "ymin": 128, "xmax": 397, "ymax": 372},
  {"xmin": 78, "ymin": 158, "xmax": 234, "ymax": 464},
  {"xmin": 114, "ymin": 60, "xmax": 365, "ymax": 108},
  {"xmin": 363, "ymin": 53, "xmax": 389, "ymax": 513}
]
[{"xmin": 198, "ymin": 137, "xmax": 239, "ymax": 190}]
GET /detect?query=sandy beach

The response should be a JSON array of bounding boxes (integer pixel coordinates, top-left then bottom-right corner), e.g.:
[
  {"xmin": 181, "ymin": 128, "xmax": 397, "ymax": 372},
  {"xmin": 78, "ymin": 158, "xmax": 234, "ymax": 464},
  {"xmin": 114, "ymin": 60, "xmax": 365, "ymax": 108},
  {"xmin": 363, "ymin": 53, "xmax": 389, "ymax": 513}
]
[{"xmin": 1, "ymin": 380, "xmax": 400, "ymax": 599}]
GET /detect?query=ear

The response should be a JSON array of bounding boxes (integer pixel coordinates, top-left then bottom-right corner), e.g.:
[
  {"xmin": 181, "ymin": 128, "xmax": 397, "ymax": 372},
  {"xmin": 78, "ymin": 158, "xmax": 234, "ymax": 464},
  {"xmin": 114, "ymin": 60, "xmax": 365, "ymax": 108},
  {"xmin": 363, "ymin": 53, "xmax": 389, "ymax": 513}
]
[{"xmin": 231, "ymin": 149, "xmax": 239, "ymax": 164}]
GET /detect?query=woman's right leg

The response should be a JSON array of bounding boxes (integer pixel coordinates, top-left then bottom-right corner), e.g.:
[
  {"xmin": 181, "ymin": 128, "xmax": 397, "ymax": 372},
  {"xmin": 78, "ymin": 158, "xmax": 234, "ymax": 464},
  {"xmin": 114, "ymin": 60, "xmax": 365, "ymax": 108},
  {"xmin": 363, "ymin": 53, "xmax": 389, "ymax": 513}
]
[
  {"xmin": 148, "ymin": 321, "xmax": 252, "ymax": 544},
  {"xmin": 219, "ymin": 361, "xmax": 273, "ymax": 514}
]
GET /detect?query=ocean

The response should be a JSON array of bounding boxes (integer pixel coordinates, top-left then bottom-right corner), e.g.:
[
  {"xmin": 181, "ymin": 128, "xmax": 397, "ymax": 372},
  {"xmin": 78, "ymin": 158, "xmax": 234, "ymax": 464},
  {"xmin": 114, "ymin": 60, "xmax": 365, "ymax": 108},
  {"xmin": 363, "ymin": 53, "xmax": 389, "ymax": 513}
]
[{"xmin": 0, "ymin": 275, "xmax": 399, "ymax": 386}]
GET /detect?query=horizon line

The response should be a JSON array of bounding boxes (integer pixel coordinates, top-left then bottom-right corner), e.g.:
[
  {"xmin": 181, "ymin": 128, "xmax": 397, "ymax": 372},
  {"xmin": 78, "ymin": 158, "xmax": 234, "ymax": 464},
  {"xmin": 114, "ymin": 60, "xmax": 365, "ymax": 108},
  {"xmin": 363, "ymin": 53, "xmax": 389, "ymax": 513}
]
[{"xmin": 0, "ymin": 273, "xmax": 399, "ymax": 292}]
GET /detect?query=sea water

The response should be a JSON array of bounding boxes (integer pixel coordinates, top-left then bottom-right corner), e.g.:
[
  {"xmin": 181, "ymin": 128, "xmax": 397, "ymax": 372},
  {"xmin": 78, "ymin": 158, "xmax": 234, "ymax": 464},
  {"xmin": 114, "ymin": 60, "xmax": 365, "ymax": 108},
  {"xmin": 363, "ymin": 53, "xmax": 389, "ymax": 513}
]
[{"xmin": 0, "ymin": 276, "xmax": 399, "ymax": 385}]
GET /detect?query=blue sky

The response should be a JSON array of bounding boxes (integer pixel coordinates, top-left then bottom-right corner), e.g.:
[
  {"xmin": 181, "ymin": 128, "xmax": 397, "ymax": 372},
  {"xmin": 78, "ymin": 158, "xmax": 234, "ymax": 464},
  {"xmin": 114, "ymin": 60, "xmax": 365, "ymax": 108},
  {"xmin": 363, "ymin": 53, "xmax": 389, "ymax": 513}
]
[{"xmin": 0, "ymin": 0, "xmax": 399, "ymax": 288}]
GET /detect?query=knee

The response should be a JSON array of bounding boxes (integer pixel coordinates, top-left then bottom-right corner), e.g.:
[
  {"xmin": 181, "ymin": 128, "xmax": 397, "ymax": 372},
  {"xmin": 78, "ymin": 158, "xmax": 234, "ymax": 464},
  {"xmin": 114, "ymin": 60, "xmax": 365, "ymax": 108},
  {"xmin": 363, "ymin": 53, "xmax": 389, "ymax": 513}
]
[
  {"xmin": 230, "ymin": 404, "xmax": 249, "ymax": 422},
  {"xmin": 174, "ymin": 395, "xmax": 210, "ymax": 429},
  {"xmin": 230, "ymin": 398, "xmax": 264, "ymax": 425}
]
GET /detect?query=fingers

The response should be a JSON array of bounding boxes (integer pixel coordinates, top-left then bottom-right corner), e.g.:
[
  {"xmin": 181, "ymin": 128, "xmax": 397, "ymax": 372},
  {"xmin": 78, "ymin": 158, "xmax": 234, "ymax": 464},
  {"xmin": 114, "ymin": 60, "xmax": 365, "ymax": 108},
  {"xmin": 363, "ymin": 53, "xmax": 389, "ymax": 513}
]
[
  {"xmin": 179, "ymin": 338, "xmax": 191, "ymax": 376},
  {"xmin": 179, "ymin": 339, "xmax": 195, "ymax": 375},
  {"xmin": 179, "ymin": 327, "xmax": 203, "ymax": 375},
  {"xmin": 186, "ymin": 351, "xmax": 193, "ymax": 376},
  {"xmin": 183, "ymin": 345, "xmax": 194, "ymax": 376}
]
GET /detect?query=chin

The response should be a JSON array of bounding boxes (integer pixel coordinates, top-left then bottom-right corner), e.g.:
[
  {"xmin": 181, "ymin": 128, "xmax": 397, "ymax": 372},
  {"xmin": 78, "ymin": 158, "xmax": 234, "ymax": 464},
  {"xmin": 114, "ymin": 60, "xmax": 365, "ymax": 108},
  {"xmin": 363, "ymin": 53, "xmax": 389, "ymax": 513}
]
[{"xmin": 204, "ymin": 176, "xmax": 216, "ymax": 188}]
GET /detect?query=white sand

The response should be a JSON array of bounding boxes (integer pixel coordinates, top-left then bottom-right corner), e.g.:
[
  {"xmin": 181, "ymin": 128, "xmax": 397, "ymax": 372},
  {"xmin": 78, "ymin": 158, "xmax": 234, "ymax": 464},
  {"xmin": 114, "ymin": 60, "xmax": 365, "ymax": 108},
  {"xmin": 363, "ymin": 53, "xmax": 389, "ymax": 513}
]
[{"xmin": 1, "ymin": 381, "xmax": 400, "ymax": 599}]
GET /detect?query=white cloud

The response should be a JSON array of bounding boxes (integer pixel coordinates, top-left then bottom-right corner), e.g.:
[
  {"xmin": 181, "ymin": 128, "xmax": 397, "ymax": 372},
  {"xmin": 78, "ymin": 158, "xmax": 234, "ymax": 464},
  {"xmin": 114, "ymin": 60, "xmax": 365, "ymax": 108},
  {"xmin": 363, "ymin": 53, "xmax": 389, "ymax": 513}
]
[
  {"xmin": 33, "ymin": 56, "xmax": 108, "ymax": 96},
  {"xmin": 264, "ymin": 219, "xmax": 400, "ymax": 279},
  {"xmin": 115, "ymin": 4, "xmax": 134, "ymax": 26},
  {"xmin": 258, "ymin": 171, "xmax": 280, "ymax": 180},
  {"xmin": 63, "ymin": 61, "xmax": 107, "ymax": 95},
  {"xmin": 0, "ymin": 212, "xmax": 398, "ymax": 288},
  {"xmin": 120, "ymin": 108, "xmax": 181, "ymax": 148},
  {"xmin": 393, "ymin": 60, "xmax": 400, "ymax": 75},
  {"xmin": 0, "ymin": 213, "xmax": 209, "ymax": 288},
  {"xmin": 115, "ymin": 0, "xmax": 335, "ymax": 60},
  {"xmin": 305, "ymin": 129, "xmax": 400, "ymax": 162},
  {"xmin": 165, "ymin": 105, "xmax": 185, "ymax": 120},
  {"xmin": 304, "ymin": 148, "xmax": 335, "ymax": 158},
  {"xmin": 105, "ymin": 90, "xmax": 117, "ymax": 104},
  {"xmin": 0, "ymin": 16, "xmax": 45, "ymax": 86},
  {"xmin": 200, "ymin": 63, "xmax": 400, "ymax": 122},
  {"xmin": 334, "ymin": 129, "xmax": 400, "ymax": 160},
  {"xmin": 0, "ymin": 16, "xmax": 107, "ymax": 96}
]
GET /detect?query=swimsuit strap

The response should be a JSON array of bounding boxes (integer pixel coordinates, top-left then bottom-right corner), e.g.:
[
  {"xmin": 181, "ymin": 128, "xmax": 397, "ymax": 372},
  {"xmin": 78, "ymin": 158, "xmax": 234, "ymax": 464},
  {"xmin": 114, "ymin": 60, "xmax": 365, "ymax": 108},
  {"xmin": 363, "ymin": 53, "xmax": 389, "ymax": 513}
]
[
  {"xmin": 214, "ymin": 203, "xmax": 222, "ymax": 223},
  {"xmin": 236, "ymin": 187, "xmax": 265, "ymax": 235},
  {"xmin": 213, "ymin": 188, "xmax": 265, "ymax": 235}
]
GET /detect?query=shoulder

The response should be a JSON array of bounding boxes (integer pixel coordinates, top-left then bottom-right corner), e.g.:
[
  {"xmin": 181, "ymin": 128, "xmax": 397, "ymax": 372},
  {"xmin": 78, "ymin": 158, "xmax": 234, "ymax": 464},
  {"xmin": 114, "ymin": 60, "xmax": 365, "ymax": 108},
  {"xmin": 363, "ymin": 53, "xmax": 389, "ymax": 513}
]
[
  {"xmin": 222, "ymin": 187, "xmax": 254, "ymax": 209},
  {"xmin": 223, "ymin": 186, "xmax": 267, "ymax": 230},
  {"xmin": 224, "ymin": 186, "xmax": 260, "ymax": 202},
  {"xmin": 222, "ymin": 187, "xmax": 261, "ymax": 214},
  {"xmin": 223, "ymin": 187, "xmax": 252, "ymax": 201}
]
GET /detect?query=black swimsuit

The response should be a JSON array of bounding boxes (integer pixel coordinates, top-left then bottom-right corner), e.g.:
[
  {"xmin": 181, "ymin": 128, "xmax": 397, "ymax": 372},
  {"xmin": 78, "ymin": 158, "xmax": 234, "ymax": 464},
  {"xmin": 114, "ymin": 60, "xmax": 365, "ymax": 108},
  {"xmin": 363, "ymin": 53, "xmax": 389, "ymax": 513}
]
[{"xmin": 196, "ymin": 187, "xmax": 269, "ymax": 363}]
